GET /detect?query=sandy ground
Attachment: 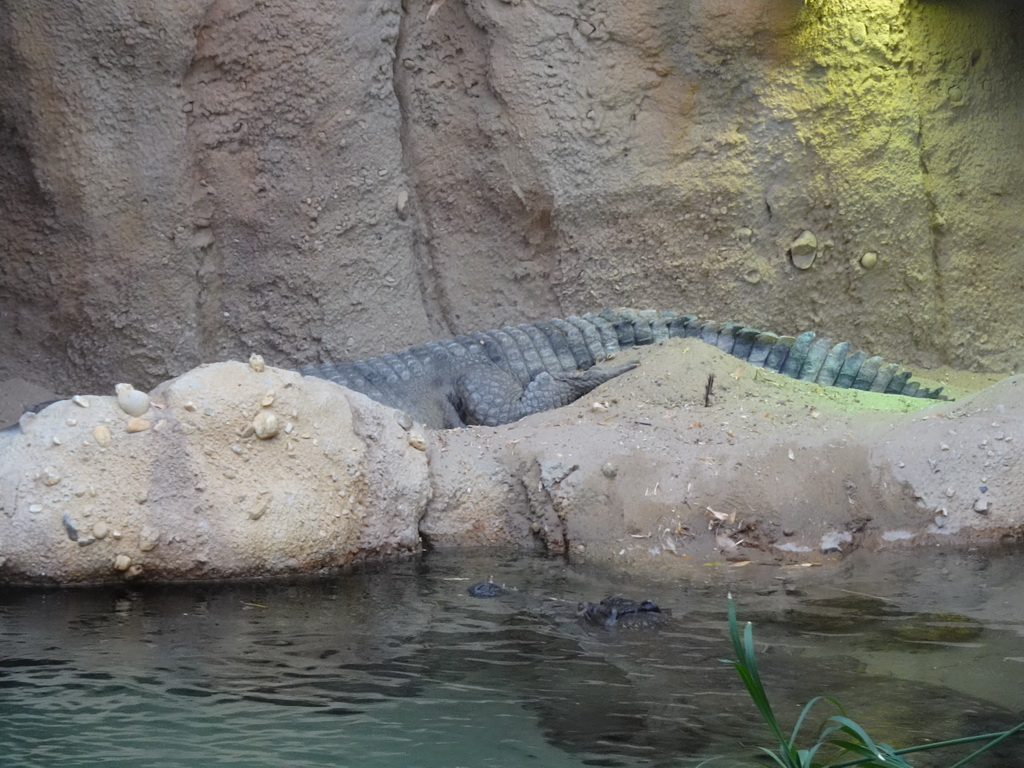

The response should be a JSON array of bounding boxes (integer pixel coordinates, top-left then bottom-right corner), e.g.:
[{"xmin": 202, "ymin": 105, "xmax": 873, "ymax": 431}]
[{"xmin": 422, "ymin": 339, "xmax": 1017, "ymax": 578}]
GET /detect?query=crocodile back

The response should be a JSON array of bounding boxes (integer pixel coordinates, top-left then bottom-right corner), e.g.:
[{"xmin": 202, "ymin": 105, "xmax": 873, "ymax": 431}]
[{"xmin": 300, "ymin": 307, "xmax": 944, "ymax": 429}]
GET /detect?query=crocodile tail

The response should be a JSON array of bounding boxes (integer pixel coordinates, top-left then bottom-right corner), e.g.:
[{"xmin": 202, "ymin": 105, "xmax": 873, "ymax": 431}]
[{"xmin": 588, "ymin": 308, "xmax": 944, "ymax": 400}]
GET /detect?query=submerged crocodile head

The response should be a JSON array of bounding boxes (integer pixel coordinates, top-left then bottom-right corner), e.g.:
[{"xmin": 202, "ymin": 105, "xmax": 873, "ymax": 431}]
[{"xmin": 577, "ymin": 596, "xmax": 666, "ymax": 629}]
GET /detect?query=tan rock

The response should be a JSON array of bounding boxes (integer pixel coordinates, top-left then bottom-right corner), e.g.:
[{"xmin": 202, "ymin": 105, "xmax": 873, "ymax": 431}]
[{"xmin": 0, "ymin": 363, "xmax": 430, "ymax": 584}]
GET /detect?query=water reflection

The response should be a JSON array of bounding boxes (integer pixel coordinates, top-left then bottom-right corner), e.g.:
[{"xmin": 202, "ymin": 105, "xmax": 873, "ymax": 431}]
[{"xmin": 1, "ymin": 547, "xmax": 1022, "ymax": 767}]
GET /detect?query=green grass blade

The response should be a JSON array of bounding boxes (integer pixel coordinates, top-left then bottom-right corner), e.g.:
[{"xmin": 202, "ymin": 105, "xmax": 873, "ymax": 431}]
[
  {"xmin": 788, "ymin": 696, "xmax": 825, "ymax": 747},
  {"xmin": 726, "ymin": 596, "xmax": 802, "ymax": 765},
  {"xmin": 830, "ymin": 716, "xmax": 882, "ymax": 754},
  {"xmin": 829, "ymin": 723, "xmax": 1024, "ymax": 767},
  {"xmin": 947, "ymin": 719, "xmax": 1024, "ymax": 768},
  {"xmin": 758, "ymin": 747, "xmax": 797, "ymax": 768}
]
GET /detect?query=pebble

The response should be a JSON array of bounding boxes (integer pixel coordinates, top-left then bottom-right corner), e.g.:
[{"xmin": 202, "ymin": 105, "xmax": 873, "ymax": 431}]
[
  {"xmin": 407, "ymin": 430, "xmax": 427, "ymax": 451},
  {"xmin": 115, "ymin": 383, "xmax": 150, "ymax": 417},
  {"xmin": 62, "ymin": 512, "xmax": 79, "ymax": 541},
  {"xmin": 92, "ymin": 425, "xmax": 112, "ymax": 447},
  {"xmin": 974, "ymin": 497, "xmax": 990, "ymax": 514},
  {"xmin": 601, "ymin": 462, "xmax": 617, "ymax": 479},
  {"xmin": 789, "ymin": 231, "xmax": 818, "ymax": 269},
  {"xmin": 249, "ymin": 353, "xmax": 265, "ymax": 372},
  {"xmin": 113, "ymin": 554, "xmax": 132, "ymax": 571},
  {"xmin": 860, "ymin": 252, "xmax": 878, "ymax": 269},
  {"xmin": 249, "ymin": 495, "xmax": 272, "ymax": 520},
  {"xmin": 126, "ymin": 417, "xmax": 152, "ymax": 433},
  {"xmin": 253, "ymin": 411, "xmax": 280, "ymax": 439},
  {"xmin": 72, "ymin": 395, "xmax": 90, "ymax": 408},
  {"xmin": 42, "ymin": 467, "xmax": 62, "ymax": 487},
  {"xmin": 139, "ymin": 526, "xmax": 160, "ymax": 551},
  {"xmin": 93, "ymin": 521, "xmax": 110, "ymax": 540}
]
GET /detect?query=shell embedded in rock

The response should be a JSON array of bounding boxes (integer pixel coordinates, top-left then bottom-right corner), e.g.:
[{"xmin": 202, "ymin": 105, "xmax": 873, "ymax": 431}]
[{"xmin": 115, "ymin": 383, "xmax": 150, "ymax": 417}]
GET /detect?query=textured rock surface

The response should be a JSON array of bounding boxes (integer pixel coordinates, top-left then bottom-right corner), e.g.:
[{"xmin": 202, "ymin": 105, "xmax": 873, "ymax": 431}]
[
  {"xmin": 0, "ymin": 343, "xmax": 1018, "ymax": 584},
  {"xmin": 0, "ymin": 362, "xmax": 430, "ymax": 584},
  {"xmin": 422, "ymin": 340, "xmax": 1022, "ymax": 573},
  {"xmin": 1, "ymin": 0, "xmax": 1022, "ymax": 409},
  {"xmin": 2, "ymin": 0, "xmax": 1023, "ymax": 582}
]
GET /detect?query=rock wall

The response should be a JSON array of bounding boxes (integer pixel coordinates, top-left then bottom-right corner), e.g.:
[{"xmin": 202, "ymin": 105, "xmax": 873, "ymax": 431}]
[{"xmin": 1, "ymin": 0, "xmax": 1022, "ymax": 403}]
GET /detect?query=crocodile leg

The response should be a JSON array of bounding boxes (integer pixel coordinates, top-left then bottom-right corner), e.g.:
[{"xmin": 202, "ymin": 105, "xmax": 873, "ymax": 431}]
[{"xmin": 455, "ymin": 361, "xmax": 638, "ymax": 427}]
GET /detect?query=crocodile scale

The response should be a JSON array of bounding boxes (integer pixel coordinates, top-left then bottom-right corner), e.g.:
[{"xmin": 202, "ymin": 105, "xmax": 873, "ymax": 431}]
[{"xmin": 300, "ymin": 309, "xmax": 943, "ymax": 429}]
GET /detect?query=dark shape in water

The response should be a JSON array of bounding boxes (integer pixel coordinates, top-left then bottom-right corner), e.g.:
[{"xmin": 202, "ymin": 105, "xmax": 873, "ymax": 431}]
[
  {"xmin": 467, "ymin": 579, "xmax": 506, "ymax": 598},
  {"xmin": 578, "ymin": 596, "xmax": 664, "ymax": 628}
]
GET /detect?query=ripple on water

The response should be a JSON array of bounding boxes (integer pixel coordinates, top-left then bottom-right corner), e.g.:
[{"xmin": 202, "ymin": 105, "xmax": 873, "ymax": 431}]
[{"xmin": 1, "ymin": 548, "xmax": 1023, "ymax": 767}]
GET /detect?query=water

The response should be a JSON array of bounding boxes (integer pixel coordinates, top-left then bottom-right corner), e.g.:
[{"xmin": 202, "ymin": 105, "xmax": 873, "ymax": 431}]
[{"xmin": 2, "ymin": 547, "xmax": 1023, "ymax": 767}]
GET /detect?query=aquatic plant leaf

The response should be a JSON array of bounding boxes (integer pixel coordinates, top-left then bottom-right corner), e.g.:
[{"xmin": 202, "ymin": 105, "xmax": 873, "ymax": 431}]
[{"xmin": 724, "ymin": 598, "xmax": 1024, "ymax": 768}]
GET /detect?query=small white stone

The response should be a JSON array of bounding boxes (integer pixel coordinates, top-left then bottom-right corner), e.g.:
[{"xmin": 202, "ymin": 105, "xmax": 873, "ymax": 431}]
[
  {"xmin": 41, "ymin": 467, "xmax": 61, "ymax": 487},
  {"xmin": 860, "ymin": 252, "xmax": 878, "ymax": 269},
  {"xmin": 407, "ymin": 429, "xmax": 427, "ymax": 451},
  {"xmin": 113, "ymin": 554, "xmax": 132, "ymax": 571},
  {"xmin": 139, "ymin": 526, "xmax": 160, "ymax": 551},
  {"xmin": 252, "ymin": 411, "xmax": 280, "ymax": 440},
  {"xmin": 72, "ymin": 395, "xmax": 90, "ymax": 408},
  {"xmin": 249, "ymin": 353, "xmax": 266, "ymax": 372},
  {"xmin": 92, "ymin": 425, "xmax": 112, "ymax": 447},
  {"xmin": 249, "ymin": 495, "xmax": 272, "ymax": 520},
  {"xmin": 115, "ymin": 383, "xmax": 150, "ymax": 417}
]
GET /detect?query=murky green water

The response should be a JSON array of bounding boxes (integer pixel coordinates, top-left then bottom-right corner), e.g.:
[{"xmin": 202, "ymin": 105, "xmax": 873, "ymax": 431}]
[{"xmin": 1, "ymin": 547, "xmax": 1023, "ymax": 767}]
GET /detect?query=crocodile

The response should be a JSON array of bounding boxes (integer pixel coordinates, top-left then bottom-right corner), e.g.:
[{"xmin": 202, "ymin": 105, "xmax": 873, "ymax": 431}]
[
  {"xmin": 301, "ymin": 308, "xmax": 944, "ymax": 429},
  {"xmin": 467, "ymin": 580, "xmax": 668, "ymax": 630}
]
